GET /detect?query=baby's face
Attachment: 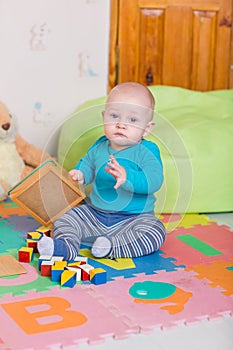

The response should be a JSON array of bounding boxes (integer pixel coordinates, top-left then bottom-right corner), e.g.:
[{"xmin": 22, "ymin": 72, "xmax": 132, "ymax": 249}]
[
  {"xmin": 102, "ymin": 86, "xmax": 154, "ymax": 150},
  {"xmin": 103, "ymin": 101, "xmax": 154, "ymax": 151}
]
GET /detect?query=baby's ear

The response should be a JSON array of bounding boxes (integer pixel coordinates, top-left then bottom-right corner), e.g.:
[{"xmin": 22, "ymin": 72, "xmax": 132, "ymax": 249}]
[{"xmin": 143, "ymin": 121, "xmax": 155, "ymax": 137}]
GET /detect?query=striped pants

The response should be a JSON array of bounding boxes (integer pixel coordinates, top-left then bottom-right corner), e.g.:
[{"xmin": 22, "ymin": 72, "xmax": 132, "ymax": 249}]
[{"xmin": 53, "ymin": 205, "xmax": 166, "ymax": 260}]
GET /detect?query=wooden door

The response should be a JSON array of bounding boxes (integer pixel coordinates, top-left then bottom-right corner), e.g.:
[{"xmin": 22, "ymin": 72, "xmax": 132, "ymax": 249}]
[{"xmin": 109, "ymin": 0, "xmax": 233, "ymax": 91}]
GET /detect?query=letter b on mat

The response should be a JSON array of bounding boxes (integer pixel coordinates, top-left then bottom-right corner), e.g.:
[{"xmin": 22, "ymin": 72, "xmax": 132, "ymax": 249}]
[{"xmin": 2, "ymin": 296, "xmax": 87, "ymax": 334}]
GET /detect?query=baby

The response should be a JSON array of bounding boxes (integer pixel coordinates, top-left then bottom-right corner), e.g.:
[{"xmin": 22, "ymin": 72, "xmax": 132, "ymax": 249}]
[{"xmin": 38, "ymin": 82, "xmax": 166, "ymax": 259}]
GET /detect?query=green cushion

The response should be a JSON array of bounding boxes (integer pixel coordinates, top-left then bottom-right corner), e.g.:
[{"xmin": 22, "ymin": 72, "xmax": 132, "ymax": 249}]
[{"xmin": 58, "ymin": 86, "xmax": 233, "ymax": 213}]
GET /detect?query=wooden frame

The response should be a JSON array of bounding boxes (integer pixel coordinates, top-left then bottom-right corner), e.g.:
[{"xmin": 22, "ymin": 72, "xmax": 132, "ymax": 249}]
[
  {"xmin": 108, "ymin": 0, "xmax": 119, "ymax": 92},
  {"xmin": 9, "ymin": 160, "xmax": 85, "ymax": 226}
]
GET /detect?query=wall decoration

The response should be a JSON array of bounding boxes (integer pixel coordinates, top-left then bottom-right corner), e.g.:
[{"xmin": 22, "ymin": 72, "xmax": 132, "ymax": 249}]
[
  {"xmin": 33, "ymin": 102, "xmax": 52, "ymax": 125},
  {"xmin": 30, "ymin": 23, "xmax": 50, "ymax": 51},
  {"xmin": 78, "ymin": 51, "xmax": 98, "ymax": 78}
]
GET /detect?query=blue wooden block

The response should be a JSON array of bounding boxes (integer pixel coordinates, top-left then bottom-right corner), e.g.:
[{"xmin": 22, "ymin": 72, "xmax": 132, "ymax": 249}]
[
  {"xmin": 61, "ymin": 270, "xmax": 77, "ymax": 288},
  {"xmin": 90, "ymin": 268, "xmax": 107, "ymax": 285},
  {"xmin": 51, "ymin": 261, "xmax": 67, "ymax": 282}
]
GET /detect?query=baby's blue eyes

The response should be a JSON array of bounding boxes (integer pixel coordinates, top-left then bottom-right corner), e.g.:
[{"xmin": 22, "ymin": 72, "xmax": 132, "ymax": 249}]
[
  {"xmin": 111, "ymin": 113, "xmax": 119, "ymax": 119},
  {"xmin": 129, "ymin": 117, "xmax": 137, "ymax": 123},
  {"xmin": 109, "ymin": 114, "xmax": 137, "ymax": 123}
]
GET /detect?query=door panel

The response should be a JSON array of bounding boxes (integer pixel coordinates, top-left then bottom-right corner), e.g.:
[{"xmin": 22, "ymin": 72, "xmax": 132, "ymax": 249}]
[
  {"xmin": 192, "ymin": 11, "xmax": 217, "ymax": 90},
  {"xmin": 163, "ymin": 6, "xmax": 193, "ymax": 88},
  {"xmin": 138, "ymin": 9, "xmax": 164, "ymax": 85},
  {"xmin": 109, "ymin": 0, "xmax": 233, "ymax": 91}
]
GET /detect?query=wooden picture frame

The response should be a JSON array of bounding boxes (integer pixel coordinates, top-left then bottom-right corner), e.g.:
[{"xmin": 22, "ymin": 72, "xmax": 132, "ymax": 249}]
[{"xmin": 9, "ymin": 160, "xmax": 85, "ymax": 226}]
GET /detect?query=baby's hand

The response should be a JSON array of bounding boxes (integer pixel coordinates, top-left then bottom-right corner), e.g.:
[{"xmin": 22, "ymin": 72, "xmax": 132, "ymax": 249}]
[
  {"xmin": 69, "ymin": 169, "xmax": 84, "ymax": 184},
  {"xmin": 105, "ymin": 155, "xmax": 126, "ymax": 189}
]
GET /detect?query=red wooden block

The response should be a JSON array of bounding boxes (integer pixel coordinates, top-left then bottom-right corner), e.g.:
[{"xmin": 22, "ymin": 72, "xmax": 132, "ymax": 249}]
[
  {"xmin": 41, "ymin": 261, "xmax": 54, "ymax": 276},
  {"xmin": 27, "ymin": 239, "xmax": 38, "ymax": 253},
  {"xmin": 80, "ymin": 264, "xmax": 94, "ymax": 281},
  {"xmin": 36, "ymin": 226, "xmax": 52, "ymax": 237},
  {"xmin": 18, "ymin": 247, "xmax": 34, "ymax": 263}
]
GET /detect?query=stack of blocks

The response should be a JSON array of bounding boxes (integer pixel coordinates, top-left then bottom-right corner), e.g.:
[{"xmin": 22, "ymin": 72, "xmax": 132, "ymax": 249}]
[
  {"xmin": 17, "ymin": 226, "xmax": 107, "ymax": 287},
  {"xmin": 39, "ymin": 255, "xmax": 107, "ymax": 287},
  {"xmin": 18, "ymin": 226, "xmax": 51, "ymax": 262}
]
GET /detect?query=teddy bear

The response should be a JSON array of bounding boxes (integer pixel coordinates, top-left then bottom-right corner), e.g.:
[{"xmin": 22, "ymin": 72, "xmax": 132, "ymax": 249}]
[{"xmin": 0, "ymin": 100, "xmax": 51, "ymax": 201}]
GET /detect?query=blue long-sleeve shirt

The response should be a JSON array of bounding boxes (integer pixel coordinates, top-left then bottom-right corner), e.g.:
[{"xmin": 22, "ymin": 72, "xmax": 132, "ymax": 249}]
[{"xmin": 75, "ymin": 136, "xmax": 163, "ymax": 214}]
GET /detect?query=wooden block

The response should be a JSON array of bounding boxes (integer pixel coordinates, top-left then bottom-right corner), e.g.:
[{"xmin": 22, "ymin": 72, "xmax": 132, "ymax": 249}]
[
  {"xmin": 66, "ymin": 266, "xmax": 82, "ymax": 281},
  {"xmin": 74, "ymin": 256, "xmax": 88, "ymax": 265},
  {"xmin": 9, "ymin": 160, "xmax": 86, "ymax": 226},
  {"xmin": 51, "ymin": 267, "xmax": 63, "ymax": 282},
  {"xmin": 51, "ymin": 256, "xmax": 64, "ymax": 264},
  {"xmin": 53, "ymin": 261, "xmax": 67, "ymax": 269},
  {"xmin": 41, "ymin": 261, "xmax": 54, "ymax": 276},
  {"xmin": 27, "ymin": 231, "xmax": 43, "ymax": 240},
  {"xmin": 38, "ymin": 255, "xmax": 52, "ymax": 270},
  {"xmin": 90, "ymin": 268, "xmax": 107, "ymax": 285},
  {"xmin": 51, "ymin": 269, "xmax": 63, "ymax": 282},
  {"xmin": 67, "ymin": 262, "xmax": 81, "ymax": 268},
  {"xmin": 61, "ymin": 270, "xmax": 77, "ymax": 288},
  {"xmin": 80, "ymin": 263, "xmax": 94, "ymax": 281},
  {"xmin": 18, "ymin": 247, "xmax": 34, "ymax": 263},
  {"xmin": 36, "ymin": 226, "xmax": 52, "ymax": 237},
  {"xmin": 51, "ymin": 261, "xmax": 67, "ymax": 282},
  {"xmin": 27, "ymin": 239, "xmax": 38, "ymax": 253}
]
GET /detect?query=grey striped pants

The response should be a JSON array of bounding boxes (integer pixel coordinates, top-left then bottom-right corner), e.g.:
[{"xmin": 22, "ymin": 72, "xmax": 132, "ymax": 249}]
[{"xmin": 53, "ymin": 205, "xmax": 166, "ymax": 259}]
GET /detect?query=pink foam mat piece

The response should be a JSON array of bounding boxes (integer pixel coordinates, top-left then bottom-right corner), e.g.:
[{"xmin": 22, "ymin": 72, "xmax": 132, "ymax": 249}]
[
  {"xmin": 0, "ymin": 263, "xmax": 38, "ymax": 287},
  {"xmin": 162, "ymin": 222, "xmax": 233, "ymax": 267},
  {"xmin": 0, "ymin": 287, "xmax": 138, "ymax": 350},
  {"xmin": 87, "ymin": 269, "xmax": 233, "ymax": 332}
]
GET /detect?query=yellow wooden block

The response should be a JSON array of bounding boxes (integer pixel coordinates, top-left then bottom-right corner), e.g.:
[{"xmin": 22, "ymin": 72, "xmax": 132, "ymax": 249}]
[
  {"xmin": 89, "ymin": 268, "xmax": 106, "ymax": 279},
  {"xmin": 19, "ymin": 247, "xmax": 33, "ymax": 254},
  {"xmin": 52, "ymin": 261, "xmax": 67, "ymax": 270},
  {"xmin": 61, "ymin": 270, "xmax": 77, "ymax": 287},
  {"xmin": 27, "ymin": 231, "xmax": 43, "ymax": 240},
  {"xmin": 36, "ymin": 226, "xmax": 52, "ymax": 236},
  {"xmin": 90, "ymin": 268, "xmax": 107, "ymax": 285},
  {"xmin": 67, "ymin": 262, "xmax": 81, "ymax": 267},
  {"xmin": 66, "ymin": 267, "xmax": 82, "ymax": 281}
]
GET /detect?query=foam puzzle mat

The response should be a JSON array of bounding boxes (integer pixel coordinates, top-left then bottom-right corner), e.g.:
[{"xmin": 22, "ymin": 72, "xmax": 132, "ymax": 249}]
[{"xmin": 0, "ymin": 199, "xmax": 232, "ymax": 349}]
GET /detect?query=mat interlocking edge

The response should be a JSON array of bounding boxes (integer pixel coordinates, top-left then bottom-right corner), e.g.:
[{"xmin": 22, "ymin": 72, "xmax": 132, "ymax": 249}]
[{"xmin": 0, "ymin": 199, "xmax": 232, "ymax": 350}]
